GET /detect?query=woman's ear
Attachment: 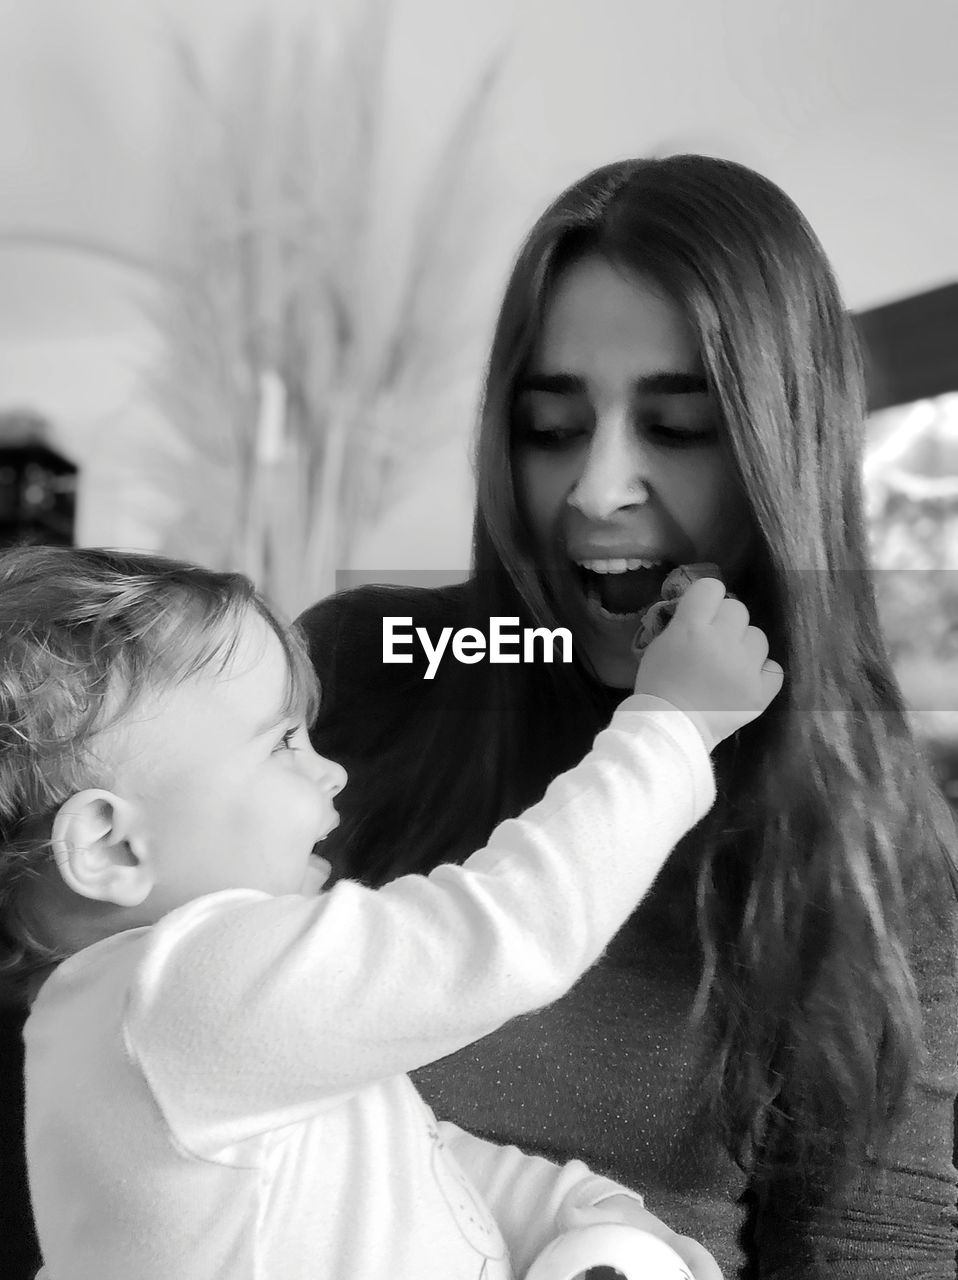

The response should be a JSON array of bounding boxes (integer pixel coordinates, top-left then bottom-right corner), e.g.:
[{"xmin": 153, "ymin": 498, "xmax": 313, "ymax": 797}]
[{"xmin": 51, "ymin": 789, "xmax": 154, "ymax": 907}]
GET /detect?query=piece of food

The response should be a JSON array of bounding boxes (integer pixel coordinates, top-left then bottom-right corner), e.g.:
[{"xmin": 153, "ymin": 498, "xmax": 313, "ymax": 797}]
[{"xmin": 630, "ymin": 563, "xmax": 730, "ymax": 656}]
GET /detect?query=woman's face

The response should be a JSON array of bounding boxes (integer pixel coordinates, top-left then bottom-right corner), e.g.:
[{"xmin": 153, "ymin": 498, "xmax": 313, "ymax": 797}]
[{"xmin": 513, "ymin": 254, "xmax": 755, "ymax": 688}]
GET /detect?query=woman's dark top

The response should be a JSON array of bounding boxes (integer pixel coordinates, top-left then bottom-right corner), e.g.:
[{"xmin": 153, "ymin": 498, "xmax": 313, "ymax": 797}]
[{"xmin": 300, "ymin": 583, "xmax": 958, "ymax": 1280}]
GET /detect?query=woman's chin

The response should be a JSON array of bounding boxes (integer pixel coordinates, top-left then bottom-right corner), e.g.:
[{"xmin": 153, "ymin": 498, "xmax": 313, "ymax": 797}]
[{"xmin": 579, "ymin": 632, "xmax": 640, "ymax": 690}]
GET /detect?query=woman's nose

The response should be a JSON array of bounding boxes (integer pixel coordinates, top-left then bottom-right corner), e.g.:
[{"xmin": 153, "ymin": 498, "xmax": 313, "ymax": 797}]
[{"xmin": 567, "ymin": 416, "xmax": 650, "ymax": 522}]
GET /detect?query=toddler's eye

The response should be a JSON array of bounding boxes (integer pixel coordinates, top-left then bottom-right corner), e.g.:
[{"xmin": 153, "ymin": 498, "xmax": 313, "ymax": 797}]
[{"xmin": 276, "ymin": 726, "xmax": 300, "ymax": 752}]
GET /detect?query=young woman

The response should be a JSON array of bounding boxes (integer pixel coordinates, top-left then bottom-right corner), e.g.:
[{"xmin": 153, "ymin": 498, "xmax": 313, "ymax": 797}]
[{"xmin": 300, "ymin": 155, "xmax": 958, "ymax": 1276}]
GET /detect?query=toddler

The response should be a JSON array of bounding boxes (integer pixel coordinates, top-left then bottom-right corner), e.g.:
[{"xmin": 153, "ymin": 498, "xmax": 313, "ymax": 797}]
[{"xmin": 0, "ymin": 546, "xmax": 781, "ymax": 1280}]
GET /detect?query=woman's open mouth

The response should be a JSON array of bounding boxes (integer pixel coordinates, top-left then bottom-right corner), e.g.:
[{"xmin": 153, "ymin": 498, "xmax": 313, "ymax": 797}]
[{"xmin": 573, "ymin": 557, "xmax": 674, "ymax": 621}]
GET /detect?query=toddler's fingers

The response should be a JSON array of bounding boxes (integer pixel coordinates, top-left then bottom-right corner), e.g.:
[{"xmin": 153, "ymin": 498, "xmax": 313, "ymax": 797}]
[
  {"xmin": 713, "ymin": 597, "xmax": 751, "ymax": 635},
  {"xmin": 741, "ymin": 625, "xmax": 770, "ymax": 664},
  {"xmin": 669, "ymin": 576, "xmax": 726, "ymax": 624},
  {"xmin": 759, "ymin": 659, "xmax": 785, "ymax": 703}
]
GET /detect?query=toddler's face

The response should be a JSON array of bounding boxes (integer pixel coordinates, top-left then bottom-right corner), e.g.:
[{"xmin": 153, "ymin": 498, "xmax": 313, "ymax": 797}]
[{"xmin": 110, "ymin": 613, "xmax": 345, "ymax": 912}]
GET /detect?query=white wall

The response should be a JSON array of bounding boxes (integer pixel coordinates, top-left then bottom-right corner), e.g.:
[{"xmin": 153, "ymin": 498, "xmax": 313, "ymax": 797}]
[{"xmin": 2, "ymin": 0, "xmax": 956, "ymax": 573}]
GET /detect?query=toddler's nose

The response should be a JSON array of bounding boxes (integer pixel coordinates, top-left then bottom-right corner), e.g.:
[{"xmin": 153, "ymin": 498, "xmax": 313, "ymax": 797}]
[{"xmin": 319, "ymin": 757, "xmax": 348, "ymax": 797}]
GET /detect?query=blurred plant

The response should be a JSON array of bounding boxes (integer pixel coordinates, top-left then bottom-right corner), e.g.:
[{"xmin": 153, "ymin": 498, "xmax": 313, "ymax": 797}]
[{"xmin": 139, "ymin": 0, "xmax": 504, "ymax": 615}]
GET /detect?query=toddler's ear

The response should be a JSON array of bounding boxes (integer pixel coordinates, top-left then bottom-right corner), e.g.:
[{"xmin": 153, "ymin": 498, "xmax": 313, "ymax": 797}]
[{"xmin": 51, "ymin": 789, "xmax": 154, "ymax": 907}]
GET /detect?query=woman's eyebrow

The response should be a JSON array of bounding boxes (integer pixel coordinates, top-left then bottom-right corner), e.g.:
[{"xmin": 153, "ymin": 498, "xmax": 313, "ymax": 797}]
[
  {"xmin": 638, "ymin": 372, "xmax": 709, "ymax": 395},
  {"xmin": 518, "ymin": 373, "xmax": 584, "ymax": 395},
  {"xmin": 519, "ymin": 371, "xmax": 708, "ymax": 396}
]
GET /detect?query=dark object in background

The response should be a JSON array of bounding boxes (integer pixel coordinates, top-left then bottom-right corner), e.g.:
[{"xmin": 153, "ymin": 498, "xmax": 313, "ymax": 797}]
[
  {"xmin": 854, "ymin": 282, "xmax": 958, "ymax": 414},
  {"xmin": 0, "ymin": 410, "xmax": 77, "ymax": 549},
  {"xmin": 0, "ymin": 1005, "xmax": 39, "ymax": 1279},
  {"xmin": 0, "ymin": 409, "xmax": 69, "ymax": 1275}
]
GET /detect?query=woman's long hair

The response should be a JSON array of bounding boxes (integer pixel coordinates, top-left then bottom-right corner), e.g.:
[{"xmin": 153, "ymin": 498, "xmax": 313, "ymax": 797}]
[{"xmin": 467, "ymin": 154, "xmax": 958, "ymax": 1186}]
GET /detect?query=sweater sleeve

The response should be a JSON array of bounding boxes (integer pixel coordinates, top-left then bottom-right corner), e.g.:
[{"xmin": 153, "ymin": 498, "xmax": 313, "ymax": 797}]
[
  {"xmin": 752, "ymin": 893, "xmax": 958, "ymax": 1278},
  {"xmin": 125, "ymin": 695, "xmax": 714, "ymax": 1150},
  {"xmin": 436, "ymin": 1120, "xmax": 644, "ymax": 1278}
]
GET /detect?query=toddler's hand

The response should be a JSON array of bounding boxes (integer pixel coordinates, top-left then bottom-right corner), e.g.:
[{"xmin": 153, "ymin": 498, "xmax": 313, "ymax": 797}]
[
  {"xmin": 562, "ymin": 1197, "xmax": 723, "ymax": 1280},
  {"xmin": 634, "ymin": 577, "xmax": 783, "ymax": 750}
]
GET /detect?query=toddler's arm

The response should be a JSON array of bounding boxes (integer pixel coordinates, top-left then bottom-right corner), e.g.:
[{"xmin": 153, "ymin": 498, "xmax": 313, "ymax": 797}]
[
  {"xmin": 129, "ymin": 693, "xmax": 712, "ymax": 1094},
  {"xmin": 438, "ymin": 1122, "xmax": 721, "ymax": 1280},
  {"xmin": 435, "ymin": 1120, "xmax": 644, "ymax": 1277}
]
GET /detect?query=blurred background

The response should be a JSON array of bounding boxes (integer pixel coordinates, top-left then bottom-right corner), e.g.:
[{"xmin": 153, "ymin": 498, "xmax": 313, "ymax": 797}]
[{"xmin": 1, "ymin": 0, "xmax": 956, "ymax": 753}]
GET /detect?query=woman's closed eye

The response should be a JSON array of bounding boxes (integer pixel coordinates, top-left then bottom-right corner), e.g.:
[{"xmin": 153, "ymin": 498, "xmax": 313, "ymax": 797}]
[
  {"xmin": 516, "ymin": 390, "xmax": 717, "ymax": 450},
  {"xmin": 514, "ymin": 391, "xmax": 591, "ymax": 449},
  {"xmin": 522, "ymin": 423, "xmax": 588, "ymax": 448},
  {"xmin": 646, "ymin": 421, "xmax": 718, "ymax": 446},
  {"xmin": 522, "ymin": 420, "xmax": 717, "ymax": 451}
]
